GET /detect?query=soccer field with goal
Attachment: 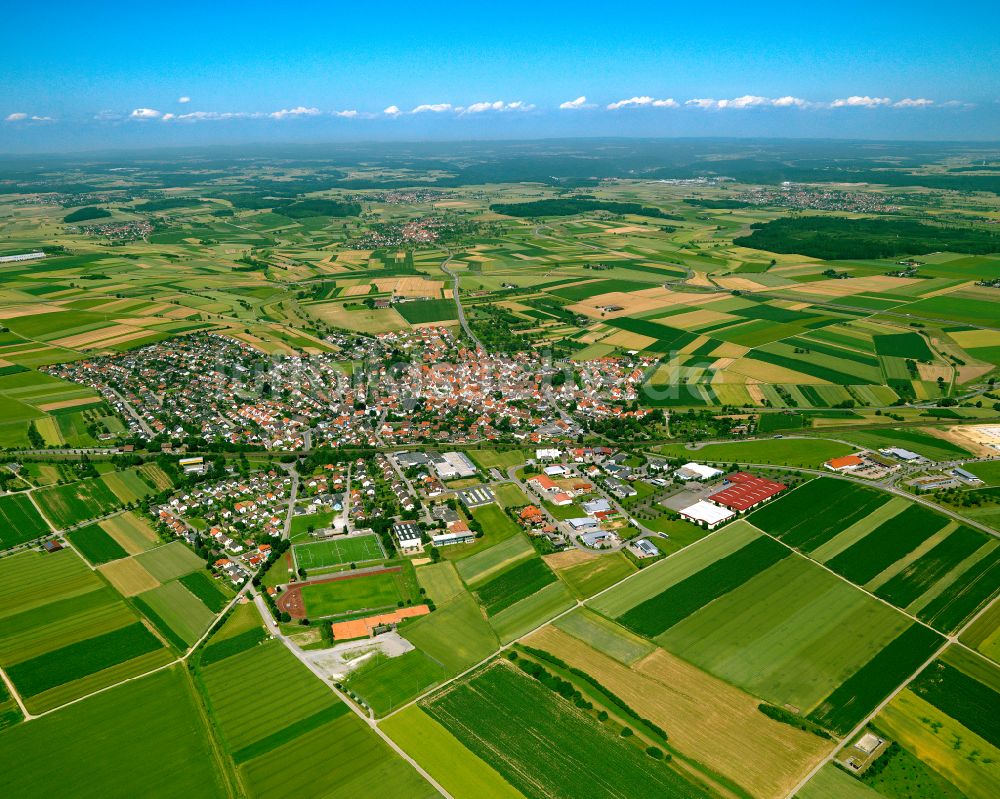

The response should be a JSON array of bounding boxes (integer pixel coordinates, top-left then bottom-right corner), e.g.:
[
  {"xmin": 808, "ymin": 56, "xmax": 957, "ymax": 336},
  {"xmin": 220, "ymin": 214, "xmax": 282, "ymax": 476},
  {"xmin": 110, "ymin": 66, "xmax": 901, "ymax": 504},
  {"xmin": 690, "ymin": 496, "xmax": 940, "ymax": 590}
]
[{"xmin": 293, "ymin": 534, "xmax": 385, "ymax": 569}]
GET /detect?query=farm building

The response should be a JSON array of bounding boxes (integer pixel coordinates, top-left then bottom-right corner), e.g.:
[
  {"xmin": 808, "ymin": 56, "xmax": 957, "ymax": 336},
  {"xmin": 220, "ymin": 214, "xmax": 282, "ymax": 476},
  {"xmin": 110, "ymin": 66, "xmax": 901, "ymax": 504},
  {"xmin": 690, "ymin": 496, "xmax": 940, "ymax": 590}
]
[
  {"xmin": 580, "ymin": 530, "xmax": 614, "ymax": 547},
  {"xmin": 0, "ymin": 251, "xmax": 45, "ymax": 263},
  {"xmin": 431, "ymin": 524, "xmax": 475, "ymax": 547},
  {"xmin": 536, "ymin": 448, "xmax": 561, "ymax": 461},
  {"xmin": 675, "ymin": 462, "xmax": 723, "ymax": 481},
  {"xmin": 679, "ymin": 500, "xmax": 735, "ymax": 529},
  {"xmin": 543, "ymin": 465, "xmax": 567, "ymax": 477},
  {"xmin": 880, "ymin": 447, "xmax": 923, "ymax": 462},
  {"xmin": 568, "ymin": 517, "xmax": 599, "ymax": 531},
  {"xmin": 581, "ymin": 498, "xmax": 612, "ymax": 515},
  {"xmin": 708, "ymin": 473, "xmax": 787, "ymax": 512},
  {"xmin": 825, "ymin": 455, "xmax": 864, "ymax": 472},
  {"xmin": 550, "ymin": 491, "xmax": 574, "ymax": 506},
  {"xmin": 632, "ymin": 538, "xmax": 659, "ymax": 558},
  {"xmin": 527, "ymin": 474, "xmax": 559, "ymax": 493},
  {"xmin": 392, "ymin": 521, "xmax": 423, "ymax": 553},
  {"xmin": 431, "ymin": 451, "xmax": 477, "ymax": 479}
]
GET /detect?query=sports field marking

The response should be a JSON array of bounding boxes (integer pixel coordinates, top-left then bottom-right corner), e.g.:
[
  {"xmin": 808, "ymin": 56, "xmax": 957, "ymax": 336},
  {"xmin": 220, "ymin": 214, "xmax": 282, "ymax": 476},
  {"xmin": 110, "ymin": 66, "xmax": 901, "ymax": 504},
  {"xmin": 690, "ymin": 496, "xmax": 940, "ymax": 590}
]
[{"xmin": 293, "ymin": 533, "xmax": 384, "ymax": 570}]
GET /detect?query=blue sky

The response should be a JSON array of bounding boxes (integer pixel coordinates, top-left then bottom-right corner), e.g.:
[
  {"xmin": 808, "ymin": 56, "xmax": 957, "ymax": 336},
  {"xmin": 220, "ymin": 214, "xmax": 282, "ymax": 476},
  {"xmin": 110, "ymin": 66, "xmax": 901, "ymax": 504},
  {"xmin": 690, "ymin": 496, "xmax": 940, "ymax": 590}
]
[{"xmin": 2, "ymin": 1, "xmax": 999, "ymax": 151}]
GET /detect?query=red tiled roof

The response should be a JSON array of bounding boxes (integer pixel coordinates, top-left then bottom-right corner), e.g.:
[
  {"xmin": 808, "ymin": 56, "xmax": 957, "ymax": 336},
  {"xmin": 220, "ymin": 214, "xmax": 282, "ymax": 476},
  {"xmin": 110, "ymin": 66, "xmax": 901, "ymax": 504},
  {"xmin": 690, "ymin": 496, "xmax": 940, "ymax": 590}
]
[{"xmin": 709, "ymin": 472, "xmax": 787, "ymax": 511}]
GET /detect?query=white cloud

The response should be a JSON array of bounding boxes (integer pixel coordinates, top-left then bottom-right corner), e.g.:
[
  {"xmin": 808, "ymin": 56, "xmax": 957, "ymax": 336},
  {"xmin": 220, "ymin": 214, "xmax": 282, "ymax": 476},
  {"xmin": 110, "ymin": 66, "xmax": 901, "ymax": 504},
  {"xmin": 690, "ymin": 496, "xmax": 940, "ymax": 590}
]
[
  {"xmin": 458, "ymin": 100, "xmax": 533, "ymax": 114},
  {"xmin": 383, "ymin": 105, "xmax": 402, "ymax": 116},
  {"xmin": 4, "ymin": 112, "xmax": 28, "ymax": 122},
  {"xmin": 715, "ymin": 95, "xmax": 770, "ymax": 109},
  {"xmin": 559, "ymin": 96, "xmax": 593, "ymax": 110},
  {"xmin": 772, "ymin": 95, "xmax": 808, "ymax": 108},
  {"xmin": 685, "ymin": 96, "xmax": 808, "ymax": 110},
  {"xmin": 130, "ymin": 107, "xmax": 162, "ymax": 119},
  {"xmin": 893, "ymin": 98, "xmax": 934, "ymax": 108},
  {"xmin": 30, "ymin": 115, "xmax": 53, "ymax": 121},
  {"xmin": 178, "ymin": 96, "xmax": 191, "ymax": 104},
  {"xmin": 830, "ymin": 95, "xmax": 891, "ymax": 108},
  {"xmin": 411, "ymin": 103, "xmax": 453, "ymax": 114},
  {"xmin": 607, "ymin": 96, "xmax": 677, "ymax": 110},
  {"xmin": 333, "ymin": 109, "xmax": 358, "ymax": 118},
  {"xmin": 269, "ymin": 106, "xmax": 320, "ymax": 120}
]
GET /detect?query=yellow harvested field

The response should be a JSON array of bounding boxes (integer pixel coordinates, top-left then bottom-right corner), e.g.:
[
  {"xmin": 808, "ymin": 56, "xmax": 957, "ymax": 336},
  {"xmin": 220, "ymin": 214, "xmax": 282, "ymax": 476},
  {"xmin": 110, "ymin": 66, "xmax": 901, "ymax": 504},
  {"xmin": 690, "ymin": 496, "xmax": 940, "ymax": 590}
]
[
  {"xmin": 89, "ymin": 329, "xmax": 160, "ymax": 349},
  {"xmin": 605, "ymin": 225, "xmax": 648, "ymax": 234},
  {"xmin": 0, "ymin": 304, "xmax": 64, "ymax": 319},
  {"xmin": 714, "ymin": 277, "xmax": 771, "ymax": 292},
  {"xmin": 795, "ymin": 275, "xmax": 922, "ymax": 298},
  {"xmin": 36, "ymin": 396, "xmax": 100, "ymax": 412},
  {"xmin": 524, "ymin": 627, "xmax": 831, "ymax": 799},
  {"xmin": 342, "ymin": 282, "xmax": 372, "ymax": 297},
  {"xmin": 710, "ymin": 342, "xmax": 751, "ymax": 358},
  {"xmin": 543, "ymin": 549, "xmax": 599, "ymax": 570},
  {"xmin": 730, "ymin": 357, "xmax": 823, "ymax": 384},
  {"xmin": 710, "ymin": 357, "xmax": 736, "ymax": 371},
  {"xmin": 679, "ymin": 335, "xmax": 710, "ymax": 354},
  {"xmin": 600, "ymin": 329, "xmax": 657, "ymax": 350},
  {"xmin": 917, "ymin": 363, "xmax": 952, "ymax": 382},
  {"xmin": 392, "ymin": 277, "xmax": 445, "ymax": 298},
  {"xmin": 950, "ymin": 329, "xmax": 1000, "ymax": 349},
  {"xmin": 568, "ymin": 287, "xmax": 722, "ymax": 320},
  {"xmin": 98, "ymin": 558, "xmax": 160, "ymax": 596},
  {"xmin": 307, "ymin": 303, "xmax": 407, "ymax": 333},
  {"xmin": 53, "ymin": 324, "xmax": 141, "ymax": 349},
  {"xmin": 100, "ymin": 512, "xmax": 159, "ymax": 555},
  {"xmin": 163, "ymin": 306, "xmax": 199, "ymax": 319},
  {"xmin": 745, "ymin": 384, "xmax": 768, "ymax": 405},
  {"xmin": 655, "ymin": 309, "xmax": 734, "ymax": 329}
]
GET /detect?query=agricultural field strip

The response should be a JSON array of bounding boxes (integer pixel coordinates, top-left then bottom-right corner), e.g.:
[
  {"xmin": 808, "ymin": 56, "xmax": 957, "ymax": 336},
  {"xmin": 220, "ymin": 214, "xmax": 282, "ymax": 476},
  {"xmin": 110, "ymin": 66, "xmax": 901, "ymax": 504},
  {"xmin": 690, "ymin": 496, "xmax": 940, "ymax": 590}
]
[
  {"xmin": 647, "ymin": 452, "xmax": 1000, "ymax": 541},
  {"xmin": 3, "ymin": 573, "xmax": 248, "ymax": 723},
  {"xmin": 382, "ymin": 475, "xmax": 998, "ymax": 727},
  {"xmin": 785, "ymin": 591, "xmax": 1000, "ymax": 798}
]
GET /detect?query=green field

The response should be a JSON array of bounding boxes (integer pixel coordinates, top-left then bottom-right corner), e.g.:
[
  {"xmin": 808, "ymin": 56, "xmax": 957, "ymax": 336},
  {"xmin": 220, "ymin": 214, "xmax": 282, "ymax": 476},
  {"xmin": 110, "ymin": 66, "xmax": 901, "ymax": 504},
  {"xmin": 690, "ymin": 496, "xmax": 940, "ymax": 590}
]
[
  {"xmin": 415, "ymin": 560, "xmax": 465, "ymax": 604},
  {"xmin": 590, "ymin": 520, "xmax": 762, "ymax": 618},
  {"xmin": 619, "ymin": 536, "xmax": 790, "ymax": 638},
  {"xmin": 199, "ymin": 639, "xmax": 342, "ymax": 752},
  {"xmin": 0, "ymin": 668, "xmax": 230, "ymax": 799},
  {"xmin": 346, "ymin": 649, "xmax": 448, "ymax": 716},
  {"xmin": 657, "ymin": 552, "xmax": 913, "ymax": 714},
  {"xmin": 293, "ymin": 533, "xmax": 383, "ymax": 569},
  {"xmin": 33, "ymin": 476, "xmax": 122, "ymax": 528},
  {"xmin": 66, "ymin": 522, "xmax": 128, "ymax": 565},
  {"xmin": 299, "ymin": 567, "xmax": 413, "ymax": 617},
  {"xmin": 423, "ymin": 661, "xmax": 710, "ymax": 799},
  {"xmin": 656, "ymin": 438, "xmax": 853, "ymax": 468},
  {"xmin": 467, "ymin": 450, "xmax": 526, "ymax": 471},
  {"xmin": 552, "ymin": 608, "xmax": 655, "ymax": 666},
  {"xmin": 381, "ymin": 706, "xmax": 526, "ymax": 799},
  {"xmin": 489, "ymin": 581, "xmax": 576, "ymax": 643},
  {"xmin": 456, "ymin": 533, "xmax": 534, "ymax": 584},
  {"xmin": 0, "ymin": 493, "xmax": 50, "ymax": 547},
  {"xmin": 403, "ymin": 592, "xmax": 500, "ymax": 673},
  {"xmin": 136, "ymin": 581, "xmax": 216, "ymax": 646},
  {"xmin": 240, "ymin": 709, "xmax": 436, "ymax": 798},
  {"xmin": 6, "ymin": 622, "xmax": 163, "ymax": 699},
  {"xmin": 750, "ymin": 477, "xmax": 890, "ymax": 552},
  {"xmin": 474, "ymin": 557, "xmax": 556, "ymax": 616},
  {"xmin": 394, "ymin": 298, "xmax": 459, "ymax": 324},
  {"xmin": 493, "ymin": 481, "xmax": 531, "ymax": 508},
  {"xmin": 553, "ymin": 552, "xmax": 637, "ymax": 599},
  {"xmin": 135, "ymin": 541, "xmax": 204, "ymax": 581},
  {"xmin": 808, "ymin": 623, "xmax": 943, "ymax": 735}
]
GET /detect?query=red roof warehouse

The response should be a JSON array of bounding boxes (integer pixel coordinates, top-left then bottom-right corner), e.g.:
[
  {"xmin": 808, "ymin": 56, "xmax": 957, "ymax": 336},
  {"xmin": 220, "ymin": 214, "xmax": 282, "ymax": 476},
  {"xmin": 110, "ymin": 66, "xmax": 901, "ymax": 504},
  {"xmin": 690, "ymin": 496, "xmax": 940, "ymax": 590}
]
[{"xmin": 709, "ymin": 472, "xmax": 787, "ymax": 511}]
